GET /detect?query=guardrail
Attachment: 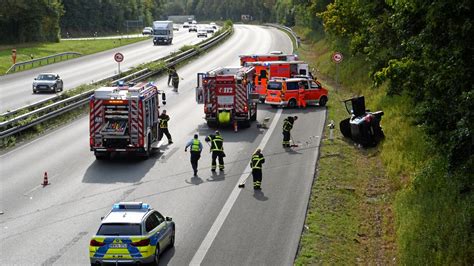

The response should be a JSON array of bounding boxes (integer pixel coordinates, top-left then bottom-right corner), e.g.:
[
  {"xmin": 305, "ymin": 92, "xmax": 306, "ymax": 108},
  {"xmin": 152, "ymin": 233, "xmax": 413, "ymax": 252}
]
[
  {"xmin": 0, "ymin": 28, "xmax": 232, "ymax": 139},
  {"xmin": 264, "ymin": 23, "xmax": 299, "ymax": 49},
  {"xmin": 6, "ymin": 52, "xmax": 82, "ymax": 74}
]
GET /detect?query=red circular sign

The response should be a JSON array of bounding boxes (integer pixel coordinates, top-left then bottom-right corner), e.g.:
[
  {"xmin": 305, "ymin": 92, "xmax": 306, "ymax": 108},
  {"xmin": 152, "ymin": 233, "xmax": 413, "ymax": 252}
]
[
  {"xmin": 332, "ymin": 52, "xmax": 343, "ymax": 63},
  {"xmin": 114, "ymin": 52, "xmax": 124, "ymax": 63}
]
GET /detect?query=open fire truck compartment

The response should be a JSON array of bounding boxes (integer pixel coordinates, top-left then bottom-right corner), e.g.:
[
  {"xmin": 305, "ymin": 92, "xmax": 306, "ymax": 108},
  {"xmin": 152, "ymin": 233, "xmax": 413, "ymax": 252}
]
[{"xmin": 89, "ymin": 82, "xmax": 165, "ymax": 159}]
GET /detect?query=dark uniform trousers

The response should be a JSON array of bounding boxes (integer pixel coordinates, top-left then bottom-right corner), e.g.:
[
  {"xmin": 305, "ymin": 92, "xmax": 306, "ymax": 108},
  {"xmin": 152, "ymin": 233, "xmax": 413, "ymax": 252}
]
[
  {"xmin": 190, "ymin": 151, "xmax": 201, "ymax": 175},
  {"xmin": 159, "ymin": 127, "xmax": 172, "ymax": 141},
  {"xmin": 282, "ymin": 131, "xmax": 291, "ymax": 147},
  {"xmin": 252, "ymin": 169, "xmax": 262, "ymax": 189},
  {"xmin": 211, "ymin": 151, "xmax": 225, "ymax": 170}
]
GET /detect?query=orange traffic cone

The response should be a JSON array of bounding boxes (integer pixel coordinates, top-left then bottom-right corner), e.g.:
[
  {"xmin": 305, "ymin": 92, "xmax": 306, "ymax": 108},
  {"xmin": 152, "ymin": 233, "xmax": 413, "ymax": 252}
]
[
  {"xmin": 233, "ymin": 121, "xmax": 238, "ymax": 133},
  {"xmin": 42, "ymin": 172, "xmax": 49, "ymax": 186}
]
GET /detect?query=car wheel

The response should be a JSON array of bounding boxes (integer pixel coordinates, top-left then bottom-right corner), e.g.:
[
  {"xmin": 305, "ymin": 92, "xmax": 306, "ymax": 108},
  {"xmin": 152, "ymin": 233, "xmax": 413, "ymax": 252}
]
[
  {"xmin": 288, "ymin": 99, "xmax": 297, "ymax": 108},
  {"xmin": 153, "ymin": 245, "xmax": 160, "ymax": 265},
  {"xmin": 169, "ymin": 228, "xmax": 175, "ymax": 248},
  {"xmin": 319, "ymin": 96, "xmax": 328, "ymax": 107}
]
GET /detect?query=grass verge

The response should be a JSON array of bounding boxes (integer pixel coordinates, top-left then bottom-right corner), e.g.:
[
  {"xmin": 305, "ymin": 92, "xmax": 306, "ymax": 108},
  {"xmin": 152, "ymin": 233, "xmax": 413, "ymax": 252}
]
[
  {"xmin": 294, "ymin": 39, "xmax": 398, "ymax": 264},
  {"xmin": 0, "ymin": 37, "xmax": 148, "ymax": 74},
  {"xmin": 295, "ymin": 34, "xmax": 473, "ymax": 264}
]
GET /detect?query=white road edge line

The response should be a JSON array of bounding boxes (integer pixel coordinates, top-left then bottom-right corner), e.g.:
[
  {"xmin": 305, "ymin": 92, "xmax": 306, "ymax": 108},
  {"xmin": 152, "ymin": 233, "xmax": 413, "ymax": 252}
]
[{"xmin": 190, "ymin": 108, "xmax": 283, "ymax": 265}]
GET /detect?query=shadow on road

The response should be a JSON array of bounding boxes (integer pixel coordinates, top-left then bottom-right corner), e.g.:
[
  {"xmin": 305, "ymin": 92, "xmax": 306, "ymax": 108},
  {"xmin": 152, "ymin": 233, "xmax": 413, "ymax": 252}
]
[
  {"xmin": 253, "ymin": 190, "xmax": 268, "ymax": 201},
  {"xmin": 82, "ymin": 151, "xmax": 161, "ymax": 184}
]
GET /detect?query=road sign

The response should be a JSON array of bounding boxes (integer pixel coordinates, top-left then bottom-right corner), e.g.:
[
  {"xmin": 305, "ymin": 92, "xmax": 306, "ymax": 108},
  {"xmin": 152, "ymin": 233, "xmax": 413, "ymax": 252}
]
[
  {"xmin": 332, "ymin": 52, "xmax": 343, "ymax": 63},
  {"xmin": 114, "ymin": 52, "xmax": 124, "ymax": 63}
]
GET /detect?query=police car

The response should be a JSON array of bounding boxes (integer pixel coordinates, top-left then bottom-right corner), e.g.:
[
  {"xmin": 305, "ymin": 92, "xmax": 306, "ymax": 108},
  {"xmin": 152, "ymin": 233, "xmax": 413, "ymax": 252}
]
[{"xmin": 89, "ymin": 202, "xmax": 175, "ymax": 265}]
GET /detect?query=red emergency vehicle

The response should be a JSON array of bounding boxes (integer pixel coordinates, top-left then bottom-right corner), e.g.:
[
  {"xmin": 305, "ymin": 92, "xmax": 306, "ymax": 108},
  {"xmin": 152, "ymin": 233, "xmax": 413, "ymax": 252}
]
[
  {"xmin": 195, "ymin": 66, "xmax": 259, "ymax": 131},
  {"xmin": 246, "ymin": 60, "xmax": 309, "ymax": 102},
  {"xmin": 239, "ymin": 52, "xmax": 298, "ymax": 66},
  {"xmin": 265, "ymin": 77, "xmax": 328, "ymax": 108},
  {"xmin": 89, "ymin": 82, "xmax": 166, "ymax": 159}
]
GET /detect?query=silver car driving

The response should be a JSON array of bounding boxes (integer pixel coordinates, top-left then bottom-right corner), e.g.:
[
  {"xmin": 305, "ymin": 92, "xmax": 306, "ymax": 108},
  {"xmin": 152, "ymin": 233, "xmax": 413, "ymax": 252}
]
[{"xmin": 33, "ymin": 73, "xmax": 63, "ymax": 93}]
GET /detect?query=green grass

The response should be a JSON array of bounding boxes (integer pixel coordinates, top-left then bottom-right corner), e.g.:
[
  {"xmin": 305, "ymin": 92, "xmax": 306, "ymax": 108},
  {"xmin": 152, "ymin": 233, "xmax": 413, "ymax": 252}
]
[
  {"xmin": 0, "ymin": 37, "xmax": 148, "ymax": 74},
  {"xmin": 295, "ymin": 38, "xmax": 397, "ymax": 265},
  {"xmin": 294, "ymin": 33, "xmax": 473, "ymax": 264}
]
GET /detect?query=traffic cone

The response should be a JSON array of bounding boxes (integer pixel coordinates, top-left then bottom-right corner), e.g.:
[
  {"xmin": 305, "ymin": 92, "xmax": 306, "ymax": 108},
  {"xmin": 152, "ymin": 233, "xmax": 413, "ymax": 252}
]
[
  {"xmin": 233, "ymin": 121, "xmax": 238, "ymax": 133},
  {"xmin": 42, "ymin": 172, "xmax": 49, "ymax": 186}
]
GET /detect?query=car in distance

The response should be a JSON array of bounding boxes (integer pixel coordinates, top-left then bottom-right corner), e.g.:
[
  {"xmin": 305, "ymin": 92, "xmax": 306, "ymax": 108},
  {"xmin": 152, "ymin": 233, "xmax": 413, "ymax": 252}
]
[
  {"xmin": 192, "ymin": 20, "xmax": 197, "ymax": 24},
  {"xmin": 205, "ymin": 26, "xmax": 215, "ymax": 33},
  {"xmin": 32, "ymin": 73, "xmax": 63, "ymax": 93},
  {"xmin": 89, "ymin": 202, "xmax": 175, "ymax": 265},
  {"xmin": 197, "ymin": 28, "xmax": 208, "ymax": 38},
  {"xmin": 189, "ymin": 25, "xmax": 197, "ymax": 32},
  {"xmin": 142, "ymin": 27, "xmax": 153, "ymax": 35},
  {"xmin": 210, "ymin": 22, "xmax": 217, "ymax": 29},
  {"xmin": 183, "ymin": 22, "xmax": 190, "ymax": 28},
  {"xmin": 173, "ymin": 24, "xmax": 179, "ymax": 31}
]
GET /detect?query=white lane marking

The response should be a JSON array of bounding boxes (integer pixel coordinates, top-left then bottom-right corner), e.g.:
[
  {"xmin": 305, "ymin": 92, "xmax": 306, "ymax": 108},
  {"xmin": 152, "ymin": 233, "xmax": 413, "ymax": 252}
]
[{"xmin": 190, "ymin": 108, "xmax": 282, "ymax": 265}]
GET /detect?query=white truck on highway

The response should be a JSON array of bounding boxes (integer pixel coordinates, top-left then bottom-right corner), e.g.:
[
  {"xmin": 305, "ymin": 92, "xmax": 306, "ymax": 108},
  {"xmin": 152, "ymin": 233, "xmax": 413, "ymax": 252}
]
[{"xmin": 152, "ymin": 20, "xmax": 173, "ymax": 45}]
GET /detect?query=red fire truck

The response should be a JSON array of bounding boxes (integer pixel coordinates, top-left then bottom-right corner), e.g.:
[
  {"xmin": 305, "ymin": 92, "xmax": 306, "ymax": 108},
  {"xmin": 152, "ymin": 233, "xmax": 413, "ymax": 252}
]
[
  {"xmin": 89, "ymin": 82, "xmax": 166, "ymax": 159},
  {"xmin": 195, "ymin": 66, "xmax": 259, "ymax": 131},
  {"xmin": 239, "ymin": 52, "xmax": 298, "ymax": 66},
  {"xmin": 246, "ymin": 60, "xmax": 309, "ymax": 102}
]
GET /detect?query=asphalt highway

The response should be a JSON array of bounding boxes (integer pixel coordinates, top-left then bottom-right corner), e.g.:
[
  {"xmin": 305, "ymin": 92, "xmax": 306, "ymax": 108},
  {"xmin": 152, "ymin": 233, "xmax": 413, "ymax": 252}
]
[
  {"xmin": 0, "ymin": 29, "xmax": 204, "ymax": 113},
  {"xmin": 0, "ymin": 25, "xmax": 326, "ymax": 265}
]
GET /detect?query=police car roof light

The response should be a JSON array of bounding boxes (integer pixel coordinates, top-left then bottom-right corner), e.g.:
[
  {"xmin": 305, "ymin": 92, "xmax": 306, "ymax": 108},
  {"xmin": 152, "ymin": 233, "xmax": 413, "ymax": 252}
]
[{"xmin": 112, "ymin": 202, "xmax": 150, "ymax": 211}]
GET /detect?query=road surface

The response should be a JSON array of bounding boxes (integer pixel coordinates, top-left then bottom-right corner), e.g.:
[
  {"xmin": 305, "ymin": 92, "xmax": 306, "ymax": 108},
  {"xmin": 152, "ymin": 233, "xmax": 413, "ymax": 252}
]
[
  {"xmin": 0, "ymin": 29, "xmax": 204, "ymax": 113},
  {"xmin": 0, "ymin": 25, "xmax": 325, "ymax": 265}
]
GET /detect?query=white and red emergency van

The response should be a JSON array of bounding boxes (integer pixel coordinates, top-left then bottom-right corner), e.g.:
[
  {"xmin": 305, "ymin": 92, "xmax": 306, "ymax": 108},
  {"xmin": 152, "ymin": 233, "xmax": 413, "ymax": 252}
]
[
  {"xmin": 195, "ymin": 66, "xmax": 259, "ymax": 131},
  {"xmin": 89, "ymin": 82, "xmax": 166, "ymax": 159},
  {"xmin": 246, "ymin": 60, "xmax": 309, "ymax": 102}
]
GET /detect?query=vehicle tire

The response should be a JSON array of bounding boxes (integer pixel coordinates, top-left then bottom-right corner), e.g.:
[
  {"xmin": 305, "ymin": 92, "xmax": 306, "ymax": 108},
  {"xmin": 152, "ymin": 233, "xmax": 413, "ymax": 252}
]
[
  {"xmin": 143, "ymin": 136, "xmax": 151, "ymax": 159},
  {"xmin": 95, "ymin": 152, "xmax": 109, "ymax": 160},
  {"xmin": 319, "ymin": 96, "xmax": 328, "ymax": 107},
  {"xmin": 288, "ymin": 99, "xmax": 297, "ymax": 108},
  {"xmin": 169, "ymin": 227, "xmax": 175, "ymax": 248},
  {"xmin": 207, "ymin": 120, "xmax": 217, "ymax": 128},
  {"xmin": 239, "ymin": 120, "xmax": 251, "ymax": 128},
  {"xmin": 153, "ymin": 245, "xmax": 160, "ymax": 265}
]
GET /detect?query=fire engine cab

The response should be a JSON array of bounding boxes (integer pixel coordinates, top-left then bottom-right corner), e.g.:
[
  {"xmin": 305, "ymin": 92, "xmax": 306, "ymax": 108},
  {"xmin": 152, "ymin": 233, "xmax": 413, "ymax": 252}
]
[
  {"xmin": 239, "ymin": 53, "xmax": 299, "ymax": 66},
  {"xmin": 246, "ymin": 60, "xmax": 309, "ymax": 102},
  {"xmin": 89, "ymin": 82, "xmax": 166, "ymax": 159},
  {"xmin": 196, "ymin": 66, "xmax": 259, "ymax": 131}
]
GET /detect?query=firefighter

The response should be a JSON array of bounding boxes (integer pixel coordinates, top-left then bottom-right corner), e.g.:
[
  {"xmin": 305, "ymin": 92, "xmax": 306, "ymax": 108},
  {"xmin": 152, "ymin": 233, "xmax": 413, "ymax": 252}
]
[
  {"xmin": 282, "ymin": 116, "xmax": 298, "ymax": 148},
  {"xmin": 185, "ymin": 134, "xmax": 203, "ymax": 176},
  {"xmin": 205, "ymin": 130, "xmax": 225, "ymax": 172},
  {"xmin": 158, "ymin": 110, "xmax": 173, "ymax": 144},
  {"xmin": 167, "ymin": 66, "xmax": 176, "ymax": 87},
  {"xmin": 171, "ymin": 72, "xmax": 179, "ymax": 92},
  {"xmin": 250, "ymin": 148, "xmax": 265, "ymax": 190},
  {"xmin": 298, "ymin": 82, "xmax": 307, "ymax": 108}
]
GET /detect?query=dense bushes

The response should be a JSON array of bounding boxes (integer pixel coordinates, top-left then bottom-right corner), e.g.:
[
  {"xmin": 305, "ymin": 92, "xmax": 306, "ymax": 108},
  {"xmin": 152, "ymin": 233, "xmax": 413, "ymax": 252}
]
[
  {"xmin": 291, "ymin": 0, "xmax": 473, "ymax": 263},
  {"xmin": 0, "ymin": 0, "xmax": 64, "ymax": 43}
]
